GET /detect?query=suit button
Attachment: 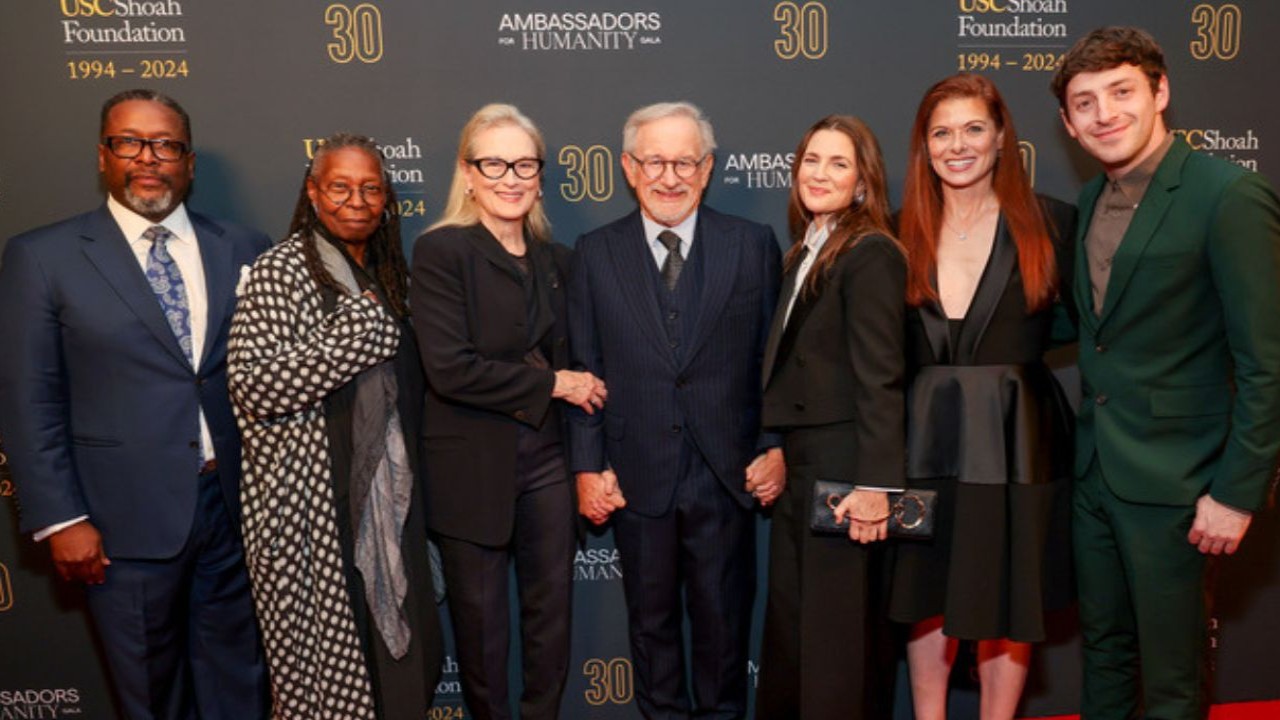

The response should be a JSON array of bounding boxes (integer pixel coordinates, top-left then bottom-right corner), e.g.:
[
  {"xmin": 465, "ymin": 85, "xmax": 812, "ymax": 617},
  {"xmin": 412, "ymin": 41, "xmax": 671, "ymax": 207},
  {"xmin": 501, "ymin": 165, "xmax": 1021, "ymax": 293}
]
[
  {"xmin": 676, "ymin": 377, "xmax": 687, "ymax": 389},
  {"xmin": 1095, "ymin": 394, "xmax": 1108, "ymax": 406},
  {"xmin": 669, "ymin": 341, "xmax": 679, "ymax": 348},
  {"xmin": 794, "ymin": 402, "xmax": 806, "ymax": 411},
  {"xmin": 668, "ymin": 310, "xmax": 679, "ymax": 320},
  {"xmin": 795, "ymin": 356, "xmax": 806, "ymax": 368},
  {"xmin": 670, "ymin": 424, "xmax": 682, "ymax": 434},
  {"xmin": 188, "ymin": 441, "xmax": 198, "ymax": 449},
  {"xmin": 1095, "ymin": 344, "xmax": 1107, "ymax": 353},
  {"xmin": 196, "ymin": 378, "xmax": 205, "ymax": 387},
  {"xmin": 515, "ymin": 410, "xmax": 528, "ymax": 421}
]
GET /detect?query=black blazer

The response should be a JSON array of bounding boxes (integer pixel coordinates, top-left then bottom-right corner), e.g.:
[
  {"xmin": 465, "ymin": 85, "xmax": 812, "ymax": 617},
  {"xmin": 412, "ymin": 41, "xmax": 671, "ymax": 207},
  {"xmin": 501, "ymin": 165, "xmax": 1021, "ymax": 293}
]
[
  {"xmin": 761, "ymin": 233, "xmax": 907, "ymax": 488},
  {"xmin": 410, "ymin": 223, "xmax": 572, "ymax": 545}
]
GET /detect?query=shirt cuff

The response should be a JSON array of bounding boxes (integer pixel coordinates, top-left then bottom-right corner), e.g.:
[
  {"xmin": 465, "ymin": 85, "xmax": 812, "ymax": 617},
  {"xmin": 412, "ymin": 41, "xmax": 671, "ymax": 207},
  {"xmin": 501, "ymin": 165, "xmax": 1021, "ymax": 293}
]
[
  {"xmin": 33, "ymin": 515, "xmax": 89, "ymax": 542},
  {"xmin": 853, "ymin": 485, "xmax": 902, "ymax": 493}
]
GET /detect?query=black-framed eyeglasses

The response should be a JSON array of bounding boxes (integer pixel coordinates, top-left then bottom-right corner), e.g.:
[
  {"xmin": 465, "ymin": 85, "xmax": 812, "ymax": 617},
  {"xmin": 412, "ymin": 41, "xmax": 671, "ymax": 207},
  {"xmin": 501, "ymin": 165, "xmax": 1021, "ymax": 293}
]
[
  {"xmin": 468, "ymin": 157, "xmax": 544, "ymax": 180},
  {"xmin": 628, "ymin": 153, "xmax": 707, "ymax": 180},
  {"xmin": 102, "ymin": 135, "xmax": 190, "ymax": 162},
  {"xmin": 318, "ymin": 181, "xmax": 387, "ymax": 206}
]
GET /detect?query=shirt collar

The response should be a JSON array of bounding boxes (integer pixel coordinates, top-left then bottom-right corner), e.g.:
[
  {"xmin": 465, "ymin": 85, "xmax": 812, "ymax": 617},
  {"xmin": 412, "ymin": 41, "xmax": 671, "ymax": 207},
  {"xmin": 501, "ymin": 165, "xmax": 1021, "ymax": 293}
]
[
  {"xmin": 803, "ymin": 219, "xmax": 832, "ymax": 255},
  {"xmin": 642, "ymin": 209, "xmax": 699, "ymax": 249},
  {"xmin": 107, "ymin": 194, "xmax": 194, "ymax": 245},
  {"xmin": 1109, "ymin": 132, "xmax": 1174, "ymax": 194}
]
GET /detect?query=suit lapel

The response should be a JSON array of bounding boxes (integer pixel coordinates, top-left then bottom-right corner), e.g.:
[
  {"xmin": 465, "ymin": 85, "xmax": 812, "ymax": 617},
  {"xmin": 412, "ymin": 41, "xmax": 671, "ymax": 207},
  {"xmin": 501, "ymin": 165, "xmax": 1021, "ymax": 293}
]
[
  {"xmin": 78, "ymin": 205, "xmax": 189, "ymax": 367},
  {"xmin": 1096, "ymin": 140, "xmax": 1188, "ymax": 328},
  {"xmin": 761, "ymin": 254, "xmax": 801, "ymax": 387},
  {"xmin": 954, "ymin": 213, "xmax": 1015, "ymax": 363},
  {"xmin": 607, "ymin": 213, "xmax": 674, "ymax": 367},
  {"xmin": 1074, "ymin": 175, "xmax": 1105, "ymax": 334},
  {"xmin": 682, "ymin": 211, "xmax": 740, "ymax": 370},
  {"xmin": 194, "ymin": 213, "xmax": 233, "ymax": 372}
]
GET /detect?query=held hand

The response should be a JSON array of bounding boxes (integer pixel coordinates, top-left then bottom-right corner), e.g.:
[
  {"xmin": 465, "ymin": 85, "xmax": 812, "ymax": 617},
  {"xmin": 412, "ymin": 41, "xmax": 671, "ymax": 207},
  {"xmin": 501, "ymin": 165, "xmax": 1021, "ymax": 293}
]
[
  {"xmin": 744, "ymin": 448, "xmax": 786, "ymax": 507},
  {"xmin": 833, "ymin": 489, "xmax": 889, "ymax": 544},
  {"xmin": 553, "ymin": 370, "xmax": 608, "ymax": 414},
  {"xmin": 576, "ymin": 470, "xmax": 627, "ymax": 525},
  {"xmin": 1188, "ymin": 494, "xmax": 1252, "ymax": 555},
  {"xmin": 48, "ymin": 521, "xmax": 110, "ymax": 584}
]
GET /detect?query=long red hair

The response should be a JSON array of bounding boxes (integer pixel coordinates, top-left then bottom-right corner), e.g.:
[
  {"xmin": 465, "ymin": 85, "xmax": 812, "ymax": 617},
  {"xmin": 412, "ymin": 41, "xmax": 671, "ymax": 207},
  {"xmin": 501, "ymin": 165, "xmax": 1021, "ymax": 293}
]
[{"xmin": 900, "ymin": 73, "xmax": 1056, "ymax": 311}]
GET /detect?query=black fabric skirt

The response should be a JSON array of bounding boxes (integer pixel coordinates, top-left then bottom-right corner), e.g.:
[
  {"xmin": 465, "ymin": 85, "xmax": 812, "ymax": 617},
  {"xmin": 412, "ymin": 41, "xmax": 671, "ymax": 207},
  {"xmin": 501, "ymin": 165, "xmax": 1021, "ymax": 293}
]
[{"xmin": 887, "ymin": 473, "xmax": 1073, "ymax": 642}]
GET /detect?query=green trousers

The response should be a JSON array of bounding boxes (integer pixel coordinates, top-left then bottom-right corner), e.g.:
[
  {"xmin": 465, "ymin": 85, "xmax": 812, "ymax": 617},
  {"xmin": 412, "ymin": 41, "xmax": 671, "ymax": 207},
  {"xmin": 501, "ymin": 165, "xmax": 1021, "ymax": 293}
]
[{"xmin": 1073, "ymin": 461, "xmax": 1209, "ymax": 720}]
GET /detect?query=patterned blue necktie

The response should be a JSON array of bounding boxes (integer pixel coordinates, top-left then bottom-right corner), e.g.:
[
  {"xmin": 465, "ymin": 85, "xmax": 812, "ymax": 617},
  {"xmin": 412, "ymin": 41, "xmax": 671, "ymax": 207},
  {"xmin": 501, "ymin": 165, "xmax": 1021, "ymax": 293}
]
[{"xmin": 142, "ymin": 225, "xmax": 194, "ymax": 365}]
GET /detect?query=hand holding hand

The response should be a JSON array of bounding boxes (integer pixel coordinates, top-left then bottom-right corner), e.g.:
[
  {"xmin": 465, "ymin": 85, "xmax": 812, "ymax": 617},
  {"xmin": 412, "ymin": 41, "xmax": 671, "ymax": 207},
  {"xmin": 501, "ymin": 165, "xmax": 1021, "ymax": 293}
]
[
  {"xmin": 1188, "ymin": 494, "xmax": 1252, "ymax": 555},
  {"xmin": 577, "ymin": 469, "xmax": 627, "ymax": 525},
  {"xmin": 48, "ymin": 521, "xmax": 110, "ymax": 584},
  {"xmin": 554, "ymin": 370, "xmax": 608, "ymax": 414},
  {"xmin": 744, "ymin": 448, "xmax": 786, "ymax": 507},
  {"xmin": 833, "ymin": 489, "xmax": 889, "ymax": 544}
]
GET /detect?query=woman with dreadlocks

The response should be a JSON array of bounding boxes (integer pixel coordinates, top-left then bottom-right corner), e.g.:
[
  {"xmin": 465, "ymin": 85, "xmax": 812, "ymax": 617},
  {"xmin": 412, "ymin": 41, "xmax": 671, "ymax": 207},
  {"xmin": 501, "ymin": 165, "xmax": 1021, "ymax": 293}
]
[{"xmin": 228, "ymin": 132, "xmax": 443, "ymax": 720}]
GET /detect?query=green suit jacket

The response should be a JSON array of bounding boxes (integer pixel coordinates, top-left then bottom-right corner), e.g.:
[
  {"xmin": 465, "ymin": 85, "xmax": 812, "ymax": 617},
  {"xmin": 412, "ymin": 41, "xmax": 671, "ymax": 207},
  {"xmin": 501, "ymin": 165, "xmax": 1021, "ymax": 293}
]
[{"xmin": 1074, "ymin": 136, "xmax": 1280, "ymax": 511}]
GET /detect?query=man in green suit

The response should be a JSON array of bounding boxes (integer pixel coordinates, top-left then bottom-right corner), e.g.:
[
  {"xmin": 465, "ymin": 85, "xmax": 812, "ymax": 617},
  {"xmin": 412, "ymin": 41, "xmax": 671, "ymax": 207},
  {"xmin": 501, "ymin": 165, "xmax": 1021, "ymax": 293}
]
[{"xmin": 1053, "ymin": 27, "xmax": 1280, "ymax": 720}]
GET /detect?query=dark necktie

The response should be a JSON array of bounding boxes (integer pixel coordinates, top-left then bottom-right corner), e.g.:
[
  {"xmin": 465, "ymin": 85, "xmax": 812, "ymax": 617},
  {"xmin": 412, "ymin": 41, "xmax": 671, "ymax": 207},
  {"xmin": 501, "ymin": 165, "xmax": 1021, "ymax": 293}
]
[
  {"xmin": 142, "ymin": 224, "xmax": 194, "ymax": 365},
  {"xmin": 658, "ymin": 230, "xmax": 684, "ymax": 291}
]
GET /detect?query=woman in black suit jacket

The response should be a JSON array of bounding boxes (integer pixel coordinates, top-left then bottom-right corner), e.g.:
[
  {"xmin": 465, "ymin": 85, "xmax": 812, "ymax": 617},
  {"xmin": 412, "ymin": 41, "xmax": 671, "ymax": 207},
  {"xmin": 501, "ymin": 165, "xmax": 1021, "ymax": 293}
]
[
  {"xmin": 410, "ymin": 104, "xmax": 605, "ymax": 720},
  {"xmin": 755, "ymin": 115, "xmax": 907, "ymax": 720},
  {"xmin": 890, "ymin": 73, "xmax": 1076, "ymax": 720}
]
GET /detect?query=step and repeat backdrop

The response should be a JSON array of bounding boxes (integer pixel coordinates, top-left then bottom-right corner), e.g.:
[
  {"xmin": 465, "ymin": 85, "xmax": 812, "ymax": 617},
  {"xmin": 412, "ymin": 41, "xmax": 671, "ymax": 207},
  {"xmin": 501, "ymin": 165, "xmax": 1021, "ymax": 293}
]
[{"xmin": 2, "ymin": 1, "xmax": 1278, "ymax": 718}]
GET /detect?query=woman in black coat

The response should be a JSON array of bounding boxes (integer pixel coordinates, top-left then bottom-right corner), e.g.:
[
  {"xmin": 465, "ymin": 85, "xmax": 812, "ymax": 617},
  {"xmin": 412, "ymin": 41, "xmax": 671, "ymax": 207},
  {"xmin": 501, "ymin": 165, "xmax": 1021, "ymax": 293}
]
[
  {"xmin": 409, "ymin": 104, "xmax": 605, "ymax": 720},
  {"xmin": 755, "ymin": 115, "xmax": 907, "ymax": 720}
]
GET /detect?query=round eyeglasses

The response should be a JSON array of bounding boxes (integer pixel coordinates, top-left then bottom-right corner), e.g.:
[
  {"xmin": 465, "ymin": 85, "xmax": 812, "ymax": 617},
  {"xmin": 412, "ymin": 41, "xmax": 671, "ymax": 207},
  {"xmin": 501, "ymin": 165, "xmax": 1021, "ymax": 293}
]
[
  {"xmin": 102, "ymin": 135, "xmax": 190, "ymax": 162},
  {"xmin": 628, "ymin": 153, "xmax": 707, "ymax": 180},
  {"xmin": 468, "ymin": 157, "xmax": 544, "ymax": 180},
  {"xmin": 318, "ymin": 182, "xmax": 387, "ymax": 206}
]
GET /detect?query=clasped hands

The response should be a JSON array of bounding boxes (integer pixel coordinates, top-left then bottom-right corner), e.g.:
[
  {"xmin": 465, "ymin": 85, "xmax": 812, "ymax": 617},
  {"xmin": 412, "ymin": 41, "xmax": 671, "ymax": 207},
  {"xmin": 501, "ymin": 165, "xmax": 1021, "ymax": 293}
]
[{"xmin": 553, "ymin": 369, "xmax": 607, "ymax": 414}]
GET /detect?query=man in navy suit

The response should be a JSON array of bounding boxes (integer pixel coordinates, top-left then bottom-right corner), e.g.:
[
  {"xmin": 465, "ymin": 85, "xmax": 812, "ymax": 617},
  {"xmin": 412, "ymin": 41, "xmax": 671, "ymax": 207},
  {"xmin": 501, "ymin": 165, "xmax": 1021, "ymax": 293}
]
[
  {"xmin": 568, "ymin": 101, "xmax": 784, "ymax": 719},
  {"xmin": 0, "ymin": 89, "xmax": 269, "ymax": 719}
]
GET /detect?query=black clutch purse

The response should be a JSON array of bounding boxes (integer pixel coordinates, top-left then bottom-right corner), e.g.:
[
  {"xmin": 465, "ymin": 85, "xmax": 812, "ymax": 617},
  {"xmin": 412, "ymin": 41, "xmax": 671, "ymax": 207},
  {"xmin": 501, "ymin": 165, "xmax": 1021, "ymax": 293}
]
[{"xmin": 809, "ymin": 480, "xmax": 937, "ymax": 539}]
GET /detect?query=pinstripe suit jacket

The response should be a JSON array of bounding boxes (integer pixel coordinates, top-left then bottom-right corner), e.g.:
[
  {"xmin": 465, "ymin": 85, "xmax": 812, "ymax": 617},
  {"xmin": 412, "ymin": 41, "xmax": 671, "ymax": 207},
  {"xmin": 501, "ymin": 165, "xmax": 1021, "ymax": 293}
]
[{"xmin": 567, "ymin": 207, "xmax": 781, "ymax": 516}]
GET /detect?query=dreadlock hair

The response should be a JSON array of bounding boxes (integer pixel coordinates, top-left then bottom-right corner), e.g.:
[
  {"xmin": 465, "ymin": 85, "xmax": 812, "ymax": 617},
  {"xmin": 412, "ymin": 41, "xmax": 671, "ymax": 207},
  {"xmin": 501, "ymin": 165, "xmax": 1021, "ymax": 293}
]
[{"xmin": 286, "ymin": 132, "xmax": 410, "ymax": 318}]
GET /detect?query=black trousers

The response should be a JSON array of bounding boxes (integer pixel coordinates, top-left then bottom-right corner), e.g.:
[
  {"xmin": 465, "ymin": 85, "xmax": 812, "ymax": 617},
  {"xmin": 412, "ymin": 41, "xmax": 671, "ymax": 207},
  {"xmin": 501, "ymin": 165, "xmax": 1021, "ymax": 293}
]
[
  {"xmin": 436, "ymin": 429, "xmax": 575, "ymax": 720},
  {"xmin": 756, "ymin": 424, "xmax": 894, "ymax": 720},
  {"xmin": 612, "ymin": 442, "xmax": 756, "ymax": 720}
]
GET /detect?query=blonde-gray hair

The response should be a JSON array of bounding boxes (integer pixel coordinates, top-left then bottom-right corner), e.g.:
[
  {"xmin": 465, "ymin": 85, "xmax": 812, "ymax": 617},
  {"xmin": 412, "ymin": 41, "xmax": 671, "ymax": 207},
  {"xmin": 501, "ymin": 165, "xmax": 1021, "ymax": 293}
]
[{"xmin": 622, "ymin": 101, "xmax": 717, "ymax": 158}]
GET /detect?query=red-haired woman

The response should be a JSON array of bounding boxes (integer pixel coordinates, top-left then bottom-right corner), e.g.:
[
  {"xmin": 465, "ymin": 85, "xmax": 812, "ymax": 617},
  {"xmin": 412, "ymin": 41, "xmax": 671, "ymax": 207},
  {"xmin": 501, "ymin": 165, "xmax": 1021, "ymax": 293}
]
[{"xmin": 890, "ymin": 73, "xmax": 1077, "ymax": 720}]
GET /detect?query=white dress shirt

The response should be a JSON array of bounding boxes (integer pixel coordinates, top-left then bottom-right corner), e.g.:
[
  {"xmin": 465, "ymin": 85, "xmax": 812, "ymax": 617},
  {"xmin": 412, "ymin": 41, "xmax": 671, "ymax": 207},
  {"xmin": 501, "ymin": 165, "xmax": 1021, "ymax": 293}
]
[
  {"xmin": 782, "ymin": 220, "xmax": 830, "ymax": 328},
  {"xmin": 35, "ymin": 197, "xmax": 213, "ymax": 542}
]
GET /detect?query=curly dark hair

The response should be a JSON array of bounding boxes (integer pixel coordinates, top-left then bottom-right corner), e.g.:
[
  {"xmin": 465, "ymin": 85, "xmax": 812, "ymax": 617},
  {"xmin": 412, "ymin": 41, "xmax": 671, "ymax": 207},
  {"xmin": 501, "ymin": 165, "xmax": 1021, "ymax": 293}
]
[
  {"xmin": 1052, "ymin": 26, "xmax": 1167, "ymax": 109},
  {"xmin": 286, "ymin": 132, "xmax": 410, "ymax": 317}
]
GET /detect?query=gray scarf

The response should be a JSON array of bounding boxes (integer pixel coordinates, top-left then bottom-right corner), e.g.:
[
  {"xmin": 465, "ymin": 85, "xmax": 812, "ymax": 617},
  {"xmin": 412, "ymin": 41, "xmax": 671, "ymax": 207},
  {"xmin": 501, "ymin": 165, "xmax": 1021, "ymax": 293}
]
[{"xmin": 316, "ymin": 235, "xmax": 413, "ymax": 658}]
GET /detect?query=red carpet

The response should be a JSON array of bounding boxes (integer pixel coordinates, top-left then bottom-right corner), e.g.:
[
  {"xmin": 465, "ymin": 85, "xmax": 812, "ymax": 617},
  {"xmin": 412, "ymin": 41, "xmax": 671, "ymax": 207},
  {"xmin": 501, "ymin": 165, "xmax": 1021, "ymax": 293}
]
[{"xmin": 1026, "ymin": 700, "xmax": 1280, "ymax": 719}]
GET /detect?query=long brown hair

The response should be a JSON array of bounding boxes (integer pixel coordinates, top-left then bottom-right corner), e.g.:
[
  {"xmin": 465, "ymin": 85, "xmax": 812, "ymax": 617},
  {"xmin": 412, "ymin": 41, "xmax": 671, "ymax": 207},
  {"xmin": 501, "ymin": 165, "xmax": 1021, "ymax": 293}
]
[
  {"xmin": 900, "ymin": 73, "xmax": 1055, "ymax": 311},
  {"xmin": 785, "ymin": 115, "xmax": 898, "ymax": 297}
]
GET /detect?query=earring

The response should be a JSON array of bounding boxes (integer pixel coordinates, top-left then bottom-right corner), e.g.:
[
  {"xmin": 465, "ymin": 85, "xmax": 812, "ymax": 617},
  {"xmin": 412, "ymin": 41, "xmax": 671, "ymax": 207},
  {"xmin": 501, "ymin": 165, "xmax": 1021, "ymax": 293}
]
[
  {"xmin": 854, "ymin": 185, "xmax": 866, "ymax": 205},
  {"xmin": 465, "ymin": 187, "xmax": 473, "ymax": 197},
  {"xmin": 537, "ymin": 189, "xmax": 544, "ymax": 198}
]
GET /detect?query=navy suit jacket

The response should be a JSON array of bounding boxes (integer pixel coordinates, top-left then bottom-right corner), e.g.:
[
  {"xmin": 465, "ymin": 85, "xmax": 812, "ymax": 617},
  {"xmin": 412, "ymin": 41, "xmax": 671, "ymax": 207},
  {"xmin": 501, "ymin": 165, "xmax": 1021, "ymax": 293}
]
[
  {"xmin": 567, "ymin": 207, "xmax": 782, "ymax": 516},
  {"xmin": 0, "ymin": 204, "xmax": 270, "ymax": 559}
]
